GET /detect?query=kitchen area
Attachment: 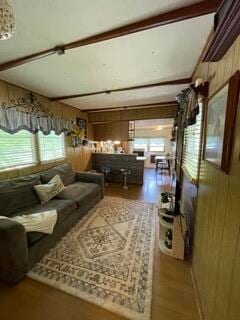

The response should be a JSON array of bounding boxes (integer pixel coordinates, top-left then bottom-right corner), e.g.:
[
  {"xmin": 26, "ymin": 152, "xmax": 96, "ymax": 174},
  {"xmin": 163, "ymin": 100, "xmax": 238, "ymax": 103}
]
[{"xmin": 91, "ymin": 118, "xmax": 174, "ymax": 187}]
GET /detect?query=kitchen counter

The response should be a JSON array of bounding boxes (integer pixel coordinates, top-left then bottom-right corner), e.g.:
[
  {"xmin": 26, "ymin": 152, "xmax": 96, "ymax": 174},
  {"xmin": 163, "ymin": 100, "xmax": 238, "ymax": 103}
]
[
  {"xmin": 94, "ymin": 153, "xmax": 147, "ymax": 161},
  {"xmin": 92, "ymin": 153, "xmax": 145, "ymax": 185},
  {"xmin": 136, "ymin": 156, "xmax": 148, "ymax": 161}
]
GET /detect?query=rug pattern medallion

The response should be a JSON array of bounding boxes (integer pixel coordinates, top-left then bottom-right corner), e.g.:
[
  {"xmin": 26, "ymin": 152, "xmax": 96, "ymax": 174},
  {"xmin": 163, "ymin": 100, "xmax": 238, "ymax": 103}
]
[{"xmin": 28, "ymin": 197, "xmax": 155, "ymax": 320}]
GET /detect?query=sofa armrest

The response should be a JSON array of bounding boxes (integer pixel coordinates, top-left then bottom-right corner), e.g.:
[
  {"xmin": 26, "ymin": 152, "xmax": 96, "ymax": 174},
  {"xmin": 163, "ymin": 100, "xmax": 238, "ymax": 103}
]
[
  {"xmin": 0, "ymin": 219, "xmax": 28, "ymax": 284},
  {"xmin": 75, "ymin": 172, "xmax": 105, "ymax": 198}
]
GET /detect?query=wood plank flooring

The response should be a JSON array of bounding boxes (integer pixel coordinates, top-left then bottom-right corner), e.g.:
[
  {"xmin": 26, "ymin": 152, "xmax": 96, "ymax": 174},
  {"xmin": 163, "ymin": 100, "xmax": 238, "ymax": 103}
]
[{"xmin": 0, "ymin": 169, "xmax": 199, "ymax": 320}]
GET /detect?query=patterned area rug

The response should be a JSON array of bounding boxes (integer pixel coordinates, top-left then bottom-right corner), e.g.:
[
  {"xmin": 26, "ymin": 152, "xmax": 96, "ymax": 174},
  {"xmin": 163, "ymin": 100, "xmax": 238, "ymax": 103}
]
[{"xmin": 28, "ymin": 197, "xmax": 156, "ymax": 320}]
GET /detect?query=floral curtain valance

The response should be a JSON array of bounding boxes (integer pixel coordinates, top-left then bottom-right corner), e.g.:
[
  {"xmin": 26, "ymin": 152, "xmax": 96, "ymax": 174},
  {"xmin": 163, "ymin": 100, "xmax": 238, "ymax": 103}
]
[
  {"xmin": 0, "ymin": 107, "xmax": 72, "ymax": 135},
  {"xmin": 176, "ymin": 86, "xmax": 199, "ymax": 128},
  {"xmin": 175, "ymin": 81, "xmax": 209, "ymax": 128}
]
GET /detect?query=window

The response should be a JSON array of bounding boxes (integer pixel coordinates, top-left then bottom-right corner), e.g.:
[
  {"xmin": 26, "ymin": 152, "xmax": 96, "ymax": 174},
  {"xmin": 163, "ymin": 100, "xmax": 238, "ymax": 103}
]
[
  {"xmin": 182, "ymin": 104, "xmax": 203, "ymax": 183},
  {"xmin": 0, "ymin": 130, "xmax": 65, "ymax": 171},
  {"xmin": 134, "ymin": 137, "xmax": 165, "ymax": 152},
  {"xmin": 149, "ymin": 138, "xmax": 165, "ymax": 152},
  {"xmin": 133, "ymin": 138, "xmax": 148, "ymax": 152},
  {"xmin": 0, "ymin": 129, "xmax": 37, "ymax": 170},
  {"xmin": 38, "ymin": 131, "xmax": 65, "ymax": 162}
]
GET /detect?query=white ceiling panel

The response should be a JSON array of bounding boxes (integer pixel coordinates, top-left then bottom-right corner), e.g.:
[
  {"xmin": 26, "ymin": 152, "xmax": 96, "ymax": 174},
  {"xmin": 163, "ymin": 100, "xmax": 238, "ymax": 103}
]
[
  {"xmin": 0, "ymin": 15, "xmax": 213, "ymax": 108},
  {"xmin": 0, "ymin": 1, "xmax": 214, "ymax": 111},
  {"xmin": 0, "ymin": 0, "xmax": 201, "ymax": 63},
  {"xmin": 61, "ymin": 84, "xmax": 186, "ymax": 110}
]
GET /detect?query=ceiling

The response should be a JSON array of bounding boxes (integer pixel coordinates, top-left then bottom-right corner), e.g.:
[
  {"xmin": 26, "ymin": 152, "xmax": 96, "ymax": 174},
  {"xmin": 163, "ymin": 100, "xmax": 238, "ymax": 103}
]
[{"xmin": 0, "ymin": 0, "xmax": 214, "ymax": 111}]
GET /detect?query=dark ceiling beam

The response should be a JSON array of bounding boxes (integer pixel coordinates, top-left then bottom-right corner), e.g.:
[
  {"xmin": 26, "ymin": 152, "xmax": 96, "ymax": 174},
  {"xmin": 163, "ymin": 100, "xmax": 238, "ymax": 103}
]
[
  {"xmin": 84, "ymin": 101, "xmax": 177, "ymax": 113},
  {"xmin": 64, "ymin": 0, "xmax": 220, "ymax": 50},
  {"xmin": 0, "ymin": 0, "xmax": 220, "ymax": 72},
  {"xmin": 50, "ymin": 77, "xmax": 191, "ymax": 101},
  {"xmin": 0, "ymin": 48, "xmax": 57, "ymax": 72}
]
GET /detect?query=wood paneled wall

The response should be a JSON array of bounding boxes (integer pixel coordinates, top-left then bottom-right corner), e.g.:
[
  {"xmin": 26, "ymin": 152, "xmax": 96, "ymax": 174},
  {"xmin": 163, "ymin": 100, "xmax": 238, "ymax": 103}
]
[
  {"xmin": 192, "ymin": 35, "xmax": 240, "ymax": 320},
  {"xmin": 0, "ymin": 80, "xmax": 92, "ymax": 180},
  {"xmin": 88, "ymin": 105, "xmax": 178, "ymax": 123},
  {"xmin": 93, "ymin": 121, "xmax": 129, "ymax": 141}
]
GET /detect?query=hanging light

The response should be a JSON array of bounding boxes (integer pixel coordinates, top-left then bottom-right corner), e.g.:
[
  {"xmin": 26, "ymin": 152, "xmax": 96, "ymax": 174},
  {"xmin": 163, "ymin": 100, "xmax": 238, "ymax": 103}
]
[{"xmin": 0, "ymin": 0, "xmax": 16, "ymax": 40}]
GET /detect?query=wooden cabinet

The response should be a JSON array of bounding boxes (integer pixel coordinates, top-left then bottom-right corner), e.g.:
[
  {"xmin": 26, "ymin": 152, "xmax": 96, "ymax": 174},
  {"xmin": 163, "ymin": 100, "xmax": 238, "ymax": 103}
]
[
  {"xmin": 93, "ymin": 121, "xmax": 129, "ymax": 141},
  {"xmin": 88, "ymin": 105, "xmax": 178, "ymax": 123}
]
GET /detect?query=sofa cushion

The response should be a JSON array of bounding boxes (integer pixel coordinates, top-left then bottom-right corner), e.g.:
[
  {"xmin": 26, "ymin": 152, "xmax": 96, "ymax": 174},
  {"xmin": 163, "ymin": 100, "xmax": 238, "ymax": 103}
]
[
  {"xmin": 11, "ymin": 199, "xmax": 77, "ymax": 246},
  {"xmin": 34, "ymin": 175, "xmax": 65, "ymax": 204},
  {"xmin": 56, "ymin": 181, "xmax": 101, "ymax": 208},
  {"xmin": 0, "ymin": 175, "xmax": 41, "ymax": 217},
  {"xmin": 40, "ymin": 164, "xmax": 75, "ymax": 186}
]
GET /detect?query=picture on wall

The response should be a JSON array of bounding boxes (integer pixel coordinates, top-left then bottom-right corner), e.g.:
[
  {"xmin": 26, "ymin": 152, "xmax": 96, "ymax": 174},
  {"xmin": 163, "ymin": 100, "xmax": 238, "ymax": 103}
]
[
  {"xmin": 71, "ymin": 118, "xmax": 87, "ymax": 147},
  {"xmin": 76, "ymin": 118, "xmax": 87, "ymax": 138},
  {"xmin": 204, "ymin": 71, "xmax": 240, "ymax": 174},
  {"xmin": 205, "ymin": 84, "xmax": 228, "ymax": 167}
]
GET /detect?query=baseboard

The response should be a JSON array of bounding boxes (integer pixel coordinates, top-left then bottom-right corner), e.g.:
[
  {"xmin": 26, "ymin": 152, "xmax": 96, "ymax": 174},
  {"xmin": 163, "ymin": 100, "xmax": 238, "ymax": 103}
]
[{"xmin": 191, "ymin": 267, "xmax": 204, "ymax": 320}]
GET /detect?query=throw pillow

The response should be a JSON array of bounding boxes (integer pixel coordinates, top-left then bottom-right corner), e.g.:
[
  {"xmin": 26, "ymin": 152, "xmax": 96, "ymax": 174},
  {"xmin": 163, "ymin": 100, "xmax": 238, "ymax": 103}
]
[{"xmin": 34, "ymin": 175, "xmax": 65, "ymax": 204}]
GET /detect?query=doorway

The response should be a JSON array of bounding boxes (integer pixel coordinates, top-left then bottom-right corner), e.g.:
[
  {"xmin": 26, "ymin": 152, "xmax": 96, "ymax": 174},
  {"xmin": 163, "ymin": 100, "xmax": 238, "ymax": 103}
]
[{"xmin": 133, "ymin": 118, "xmax": 174, "ymax": 170}]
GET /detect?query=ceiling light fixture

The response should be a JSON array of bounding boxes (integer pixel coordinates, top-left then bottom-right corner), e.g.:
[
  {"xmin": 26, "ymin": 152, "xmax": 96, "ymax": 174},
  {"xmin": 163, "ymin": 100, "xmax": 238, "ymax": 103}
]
[
  {"xmin": 56, "ymin": 47, "xmax": 65, "ymax": 55},
  {"xmin": 0, "ymin": 0, "xmax": 16, "ymax": 40},
  {"xmin": 156, "ymin": 126, "xmax": 163, "ymax": 130}
]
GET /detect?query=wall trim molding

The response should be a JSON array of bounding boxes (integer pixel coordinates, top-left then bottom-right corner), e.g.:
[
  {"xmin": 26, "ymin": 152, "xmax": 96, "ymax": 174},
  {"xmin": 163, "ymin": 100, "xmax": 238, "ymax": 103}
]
[{"xmin": 203, "ymin": 0, "xmax": 240, "ymax": 62}]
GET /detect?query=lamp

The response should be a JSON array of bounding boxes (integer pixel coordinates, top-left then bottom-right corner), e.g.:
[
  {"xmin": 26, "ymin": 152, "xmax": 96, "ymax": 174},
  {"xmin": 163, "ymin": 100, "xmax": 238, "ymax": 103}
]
[{"xmin": 0, "ymin": 0, "xmax": 16, "ymax": 40}]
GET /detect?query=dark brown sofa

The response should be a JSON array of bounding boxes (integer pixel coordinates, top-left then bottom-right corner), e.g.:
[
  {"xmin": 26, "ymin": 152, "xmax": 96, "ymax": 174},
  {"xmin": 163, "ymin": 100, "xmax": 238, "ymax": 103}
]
[{"xmin": 0, "ymin": 164, "xmax": 104, "ymax": 284}]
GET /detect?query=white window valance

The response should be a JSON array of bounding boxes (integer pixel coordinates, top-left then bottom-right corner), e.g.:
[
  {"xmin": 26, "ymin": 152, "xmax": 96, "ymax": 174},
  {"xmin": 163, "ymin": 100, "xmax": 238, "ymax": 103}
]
[{"xmin": 0, "ymin": 107, "xmax": 71, "ymax": 135}]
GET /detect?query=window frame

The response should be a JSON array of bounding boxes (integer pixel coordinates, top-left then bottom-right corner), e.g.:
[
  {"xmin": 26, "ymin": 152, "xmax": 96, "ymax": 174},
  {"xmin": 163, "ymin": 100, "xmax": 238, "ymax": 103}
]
[
  {"xmin": 133, "ymin": 137, "xmax": 166, "ymax": 153},
  {"xmin": 0, "ymin": 129, "xmax": 66, "ymax": 172},
  {"xmin": 181, "ymin": 102, "xmax": 204, "ymax": 185},
  {"xmin": 0, "ymin": 129, "xmax": 38, "ymax": 171},
  {"xmin": 38, "ymin": 131, "xmax": 66, "ymax": 163}
]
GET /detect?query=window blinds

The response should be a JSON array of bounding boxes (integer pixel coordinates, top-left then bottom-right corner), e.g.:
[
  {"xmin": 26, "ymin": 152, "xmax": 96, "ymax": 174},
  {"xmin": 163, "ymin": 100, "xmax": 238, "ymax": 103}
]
[
  {"xmin": 0, "ymin": 129, "xmax": 37, "ymax": 170},
  {"xmin": 38, "ymin": 131, "xmax": 65, "ymax": 162},
  {"xmin": 182, "ymin": 105, "xmax": 203, "ymax": 183},
  {"xmin": 149, "ymin": 137, "xmax": 165, "ymax": 152},
  {"xmin": 134, "ymin": 137, "xmax": 166, "ymax": 152}
]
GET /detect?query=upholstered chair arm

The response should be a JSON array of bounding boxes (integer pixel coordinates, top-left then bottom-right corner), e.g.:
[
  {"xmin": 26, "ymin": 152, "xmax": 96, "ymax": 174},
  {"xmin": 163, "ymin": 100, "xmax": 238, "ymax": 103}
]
[
  {"xmin": 75, "ymin": 172, "xmax": 105, "ymax": 198},
  {"xmin": 0, "ymin": 219, "xmax": 28, "ymax": 284}
]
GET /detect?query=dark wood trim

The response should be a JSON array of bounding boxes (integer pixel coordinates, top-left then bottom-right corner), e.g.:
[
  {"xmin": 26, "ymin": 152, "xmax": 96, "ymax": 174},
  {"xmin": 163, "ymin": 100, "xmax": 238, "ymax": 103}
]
[
  {"xmin": 203, "ymin": 0, "xmax": 240, "ymax": 62},
  {"xmin": 63, "ymin": 1, "xmax": 220, "ymax": 50},
  {"xmin": 0, "ymin": 1, "xmax": 220, "ymax": 72},
  {"xmin": 0, "ymin": 48, "xmax": 57, "ymax": 72},
  {"xmin": 221, "ymin": 70, "xmax": 240, "ymax": 173},
  {"xmin": 85, "ymin": 101, "xmax": 177, "ymax": 112},
  {"xmin": 50, "ymin": 78, "xmax": 191, "ymax": 101},
  {"xmin": 89, "ymin": 105, "xmax": 178, "ymax": 123}
]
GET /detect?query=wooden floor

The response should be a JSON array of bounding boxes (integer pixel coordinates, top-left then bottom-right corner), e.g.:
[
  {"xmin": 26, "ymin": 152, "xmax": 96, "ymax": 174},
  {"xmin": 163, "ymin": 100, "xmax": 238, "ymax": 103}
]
[{"xmin": 0, "ymin": 169, "xmax": 199, "ymax": 320}]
